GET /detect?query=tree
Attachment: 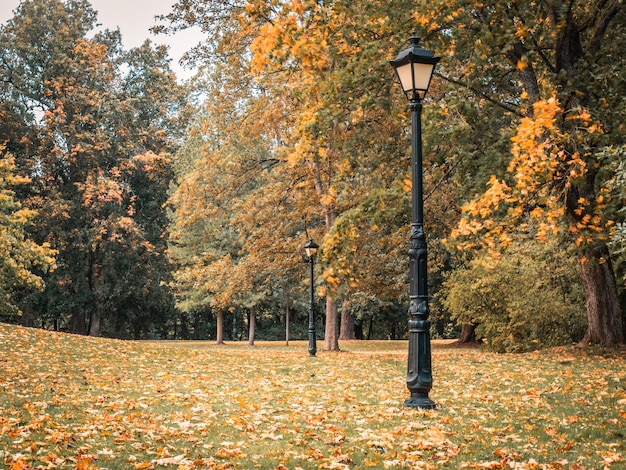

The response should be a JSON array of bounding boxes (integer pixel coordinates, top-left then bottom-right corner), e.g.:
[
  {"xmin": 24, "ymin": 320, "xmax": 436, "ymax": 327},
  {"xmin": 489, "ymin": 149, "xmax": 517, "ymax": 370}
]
[
  {"xmin": 0, "ymin": 0, "xmax": 187, "ymax": 336},
  {"xmin": 166, "ymin": 60, "xmax": 275, "ymax": 343},
  {"xmin": 419, "ymin": 0, "xmax": 626, "ymax": 345},
  {"xmin": 164, "ymin": 0, "xmax": 430, "ymax": 350}
]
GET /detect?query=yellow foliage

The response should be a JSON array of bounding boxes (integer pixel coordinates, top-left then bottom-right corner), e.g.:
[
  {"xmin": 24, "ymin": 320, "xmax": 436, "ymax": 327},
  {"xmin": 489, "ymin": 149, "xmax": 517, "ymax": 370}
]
[{"xmin": 451, "ymin": 96, "xmax": 605, "ymax": 252}]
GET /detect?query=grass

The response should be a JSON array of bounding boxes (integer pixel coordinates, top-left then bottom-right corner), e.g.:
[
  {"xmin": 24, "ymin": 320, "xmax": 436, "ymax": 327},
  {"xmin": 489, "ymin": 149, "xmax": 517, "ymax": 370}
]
[{"xmin": 0, "ymin": 323, "xmax": 624, "ymax": 469}]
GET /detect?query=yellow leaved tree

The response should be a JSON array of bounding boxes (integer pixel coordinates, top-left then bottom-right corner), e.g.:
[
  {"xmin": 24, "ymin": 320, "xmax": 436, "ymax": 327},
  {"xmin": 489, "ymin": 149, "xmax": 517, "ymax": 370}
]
[{"xmin": 0, "ymin": 148, "xmax": 56, "ymax": 315}]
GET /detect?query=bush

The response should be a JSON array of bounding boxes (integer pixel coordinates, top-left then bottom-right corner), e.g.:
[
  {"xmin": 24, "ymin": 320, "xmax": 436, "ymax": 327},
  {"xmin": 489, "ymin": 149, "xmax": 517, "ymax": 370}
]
[{"xmin": 442, "ymin": 238, "xmax": 587, "ymax": 352}]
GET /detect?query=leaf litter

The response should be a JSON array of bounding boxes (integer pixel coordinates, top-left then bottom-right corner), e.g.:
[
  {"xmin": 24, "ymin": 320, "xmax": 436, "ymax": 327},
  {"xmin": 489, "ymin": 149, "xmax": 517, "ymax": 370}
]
[{"xmin": 0, "ymin": 323, "xmax": 624, "ymax": 469}]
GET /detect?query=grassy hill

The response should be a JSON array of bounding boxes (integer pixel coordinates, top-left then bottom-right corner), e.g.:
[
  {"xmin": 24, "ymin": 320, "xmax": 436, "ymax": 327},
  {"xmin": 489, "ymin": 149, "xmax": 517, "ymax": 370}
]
[{"xmin": 0, "ymin": 322, "xmax": 624, "ymax": 469}]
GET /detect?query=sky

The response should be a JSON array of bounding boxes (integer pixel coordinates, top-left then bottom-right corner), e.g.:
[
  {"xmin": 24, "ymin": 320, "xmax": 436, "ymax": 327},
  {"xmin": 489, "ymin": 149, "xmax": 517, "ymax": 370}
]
[{"xmin": 0, "ymin": 0, "xmax": 203, "ymax": 80}]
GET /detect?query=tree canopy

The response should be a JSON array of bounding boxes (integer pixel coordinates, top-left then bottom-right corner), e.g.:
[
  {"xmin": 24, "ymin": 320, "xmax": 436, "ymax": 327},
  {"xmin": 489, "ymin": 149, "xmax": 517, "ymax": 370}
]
[
  {"xmin": 164, "ymin": 0, "xmax": 625, "ymax": 348},
  {"xmin": 1, "ymin": 0, "xmax": 624, "ymax": 348},
  {"xmin": 0, "ymin": 0, "xmax": 189, "ymax": 336}
]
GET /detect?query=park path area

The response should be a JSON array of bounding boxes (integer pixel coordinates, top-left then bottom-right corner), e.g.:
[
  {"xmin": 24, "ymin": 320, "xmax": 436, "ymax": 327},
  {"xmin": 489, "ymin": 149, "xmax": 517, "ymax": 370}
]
[{"xmin": 1, "ymin": 323, "xmax": 624, "ymax": 469}]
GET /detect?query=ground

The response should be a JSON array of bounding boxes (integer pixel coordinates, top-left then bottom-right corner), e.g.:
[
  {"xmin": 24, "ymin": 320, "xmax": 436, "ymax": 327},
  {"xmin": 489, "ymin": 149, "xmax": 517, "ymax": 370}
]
[{"xmin": 0, "ymin": 323, "xmax": 624, "ymax": 469}]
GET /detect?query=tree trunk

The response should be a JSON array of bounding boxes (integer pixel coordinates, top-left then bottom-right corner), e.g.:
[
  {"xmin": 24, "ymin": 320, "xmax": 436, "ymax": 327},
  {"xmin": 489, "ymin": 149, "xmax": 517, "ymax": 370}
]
[
  {"xmin": 567, "ymin": 178, "xmax": 624, "ymax": 346},
  {"xmin": 248, "ymin": 307, "xmax": 256, "ymax": 346},
  {"xmin": 193, "ymin": 311, "xmax": 201, "ymax": 340},
  {"xmin": 578, "ymin": 249, "xmax": 624, "ymax": 346},
  {"xmin": 87, "ymin": 254, "xmax": 104, "ymax": 337},
  {"xmin": 71, "ymin": 311, "xmax": 86, "ymax": 335},
  {"xmin": 88, "ymin": 307, "xmax": 102, "ymax": 337},
  {"xmin": 339, "ymin": 300, "xmax": 356, "ymax": 340},
  {"xmin": 553, "ymin": 9, "xmax": 624, "ymax": 346},
  {"xmin": 456, "ymin": 324, "xmax": 477, "ymax": 344},
  {"xmin": 285, "ymin": 303, "xmax": 290, "ymax": 346},
  {"xmin": 324, "ymin": 296, "xmax": 339, "ymax": 350},
  {"xmin": 216, "ymin": 310, "xmax": 224, "ymax": 345},
  {"xmin": 355, "ymin": 318, "xmax": 363, "ymax": 339}
]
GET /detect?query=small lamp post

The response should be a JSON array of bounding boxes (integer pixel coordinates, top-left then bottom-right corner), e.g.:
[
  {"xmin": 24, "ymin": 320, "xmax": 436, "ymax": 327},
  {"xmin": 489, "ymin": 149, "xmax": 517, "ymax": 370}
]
[
  {"xmin": 304, "ymin": 238, "xmax": 319, "ymax": 356},
  {"xmin": 389, "ymin": 34, "xmax": 440, "ymax": 409}
]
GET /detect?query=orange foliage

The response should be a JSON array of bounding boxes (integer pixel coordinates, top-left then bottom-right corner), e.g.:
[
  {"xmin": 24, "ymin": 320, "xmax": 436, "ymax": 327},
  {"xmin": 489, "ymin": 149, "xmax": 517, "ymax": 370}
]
[{"xmin": 452, "ymin": 96, "xmax": 610, "ymax": 252}]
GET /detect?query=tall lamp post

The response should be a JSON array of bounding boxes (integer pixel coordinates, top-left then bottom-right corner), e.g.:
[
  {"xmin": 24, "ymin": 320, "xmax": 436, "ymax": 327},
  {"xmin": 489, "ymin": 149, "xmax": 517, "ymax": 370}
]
[
  {"xmin": 304, "ymin": 238, "xmax": 319, "ymax": 356},
  {"xmin": 389, "ymin": 34, "xmax": 440, "ymax": 409}
]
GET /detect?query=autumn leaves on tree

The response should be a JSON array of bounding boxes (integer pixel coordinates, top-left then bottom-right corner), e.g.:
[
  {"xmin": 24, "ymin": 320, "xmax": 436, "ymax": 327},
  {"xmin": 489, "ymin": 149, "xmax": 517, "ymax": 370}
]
[
  {"xmin": 1, "ymin": 0, "xmax": 187, "ymax": 336},
  {"xmin": 429, "ymin": 0, "xmax": 625, "ymax": 345},
  {"xmin": 163, "ymin": 0, "xmax": 625, "ymax": 348},
  {"xmin": 1, "ymin": 0, "xmax": 625, "ymax": 347}
]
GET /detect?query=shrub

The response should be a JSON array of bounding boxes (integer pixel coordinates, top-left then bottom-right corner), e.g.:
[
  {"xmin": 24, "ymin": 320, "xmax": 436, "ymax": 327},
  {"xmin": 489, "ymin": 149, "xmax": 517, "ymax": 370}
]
[{"xmin": 442, "ymin": 238, "xmax": 587, "ymax": 352}]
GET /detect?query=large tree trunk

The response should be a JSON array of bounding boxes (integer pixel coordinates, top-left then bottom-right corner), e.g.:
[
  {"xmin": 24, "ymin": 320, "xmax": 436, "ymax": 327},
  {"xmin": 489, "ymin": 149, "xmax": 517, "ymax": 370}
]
[
  {"xmin": 578, "ymin": 248, "xmax": 624, "ymax": 346},
  {"xmin": 567, "ymin": 174, "xmax": 624, "ymax": 346},
  {"xmin": 456, "ymin": 324, "xmax": 477, "ymax": 344},
  {"xmin": 555, "ymin": 8, "xmax": 624, "ymax": 346},
  {"xmin": 216, "ymin": 310, "xmax": 224, "ymax": 345},
  {"xmin": 339, "ymin": 300, "xmax": 356, "ymax": 340},
  {"xmin": 324, "ymin": 297, "xmax": 339, "ymax": 350}
]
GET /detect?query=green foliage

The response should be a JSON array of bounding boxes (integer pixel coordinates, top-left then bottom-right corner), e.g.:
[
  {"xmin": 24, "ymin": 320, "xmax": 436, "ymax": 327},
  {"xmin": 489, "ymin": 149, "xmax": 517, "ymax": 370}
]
[
  {"xmin": 0, "ymin": 0, "xmax": 188, "ymax": 337},
  {"xmin": 442, "ymin": 237, "xmax": 587, "ymax": 353}
]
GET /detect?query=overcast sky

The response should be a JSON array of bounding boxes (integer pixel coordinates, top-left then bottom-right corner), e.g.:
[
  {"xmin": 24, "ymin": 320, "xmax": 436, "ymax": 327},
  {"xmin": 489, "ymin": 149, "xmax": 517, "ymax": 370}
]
[{"xmin": 0, "ymin": 0, "xmax": 203, "ymax": 80}]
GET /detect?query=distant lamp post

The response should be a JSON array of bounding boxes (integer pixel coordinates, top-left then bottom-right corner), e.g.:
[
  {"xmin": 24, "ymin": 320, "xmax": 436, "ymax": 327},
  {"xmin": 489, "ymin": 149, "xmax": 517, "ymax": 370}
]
[
  {"xmin": 389, "ymin": 34, "xmax": 440, "ymax": 409},
  {"xmin": 304, "ymin": 238, "xmax": 319, "ymax": 356}
]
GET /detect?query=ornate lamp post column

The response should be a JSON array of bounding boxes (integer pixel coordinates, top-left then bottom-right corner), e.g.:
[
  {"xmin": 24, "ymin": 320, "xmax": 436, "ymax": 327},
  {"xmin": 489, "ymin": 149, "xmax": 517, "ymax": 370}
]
[
  {"xmin": 304, "ymin": 238, "xmax": 319, "ymax": 356},
  {"xmin": 389, "ymin": 34, "xmax": 440, "ymax": 409}
]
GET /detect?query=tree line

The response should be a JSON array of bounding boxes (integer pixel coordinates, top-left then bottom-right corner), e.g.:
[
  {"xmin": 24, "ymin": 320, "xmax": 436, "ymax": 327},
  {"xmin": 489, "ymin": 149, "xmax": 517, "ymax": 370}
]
[{"xmin": 1, "ymin": 0, "xmax": 624, "ymax": 351}]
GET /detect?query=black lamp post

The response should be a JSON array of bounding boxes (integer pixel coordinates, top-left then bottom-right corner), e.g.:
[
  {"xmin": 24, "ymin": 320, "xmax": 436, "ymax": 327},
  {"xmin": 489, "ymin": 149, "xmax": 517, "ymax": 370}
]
[
  {"xmin": 389, "ymin": 34, "xmax": 440, "ymax": 409},
  {"xmin": 304, "ymin": 238, "xmax": 319, "ymax": 356}
]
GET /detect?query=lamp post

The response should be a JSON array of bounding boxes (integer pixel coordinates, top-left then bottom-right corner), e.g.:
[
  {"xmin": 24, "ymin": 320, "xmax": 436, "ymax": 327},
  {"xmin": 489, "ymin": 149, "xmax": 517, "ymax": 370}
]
[
  {"xmin": 389, "ymin": 34, "xmax": 440, "ymax": 409},
  {"xmin": 304, "ymin": 238, "xmax": 319, "ymax": 356}
]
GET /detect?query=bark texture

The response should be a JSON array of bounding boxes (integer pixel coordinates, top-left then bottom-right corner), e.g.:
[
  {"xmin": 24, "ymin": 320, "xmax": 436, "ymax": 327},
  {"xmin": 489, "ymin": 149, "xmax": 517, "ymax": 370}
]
[
  {"xmin": 324, "ymin": 297, "xmax": 339, "ymax": 350},
  {"xmin": 339, "ymin": 301, "xmax": 356, "ymax": 340},
  {"xmin": 578, "ymin": 252, "xmax": 624, "ymax": 345},
  {"xmin": 456, "ymin": 324, "xmax": 478, "ymax": 344},
  {"xmin": 216, "ymin": 310, "xmax": 224, "ymax": 345}
]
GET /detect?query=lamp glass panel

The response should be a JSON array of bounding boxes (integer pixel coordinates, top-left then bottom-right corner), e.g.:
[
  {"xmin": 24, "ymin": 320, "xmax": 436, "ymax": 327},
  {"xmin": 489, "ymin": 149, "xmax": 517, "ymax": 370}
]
[
  {"xmin": 396, "ymin": 63, "xmax": 414, "ymax": 92},
  {"xmin": 411, "ymin": 62, "xmax": 435, "ymax": 93}
]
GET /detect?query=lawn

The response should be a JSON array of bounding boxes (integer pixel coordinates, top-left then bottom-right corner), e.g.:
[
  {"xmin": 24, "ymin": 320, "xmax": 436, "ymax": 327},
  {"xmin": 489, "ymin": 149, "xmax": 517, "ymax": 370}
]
[{"xmin": 0, "ymin": 323, "xmax": 624, "ymax": 469}]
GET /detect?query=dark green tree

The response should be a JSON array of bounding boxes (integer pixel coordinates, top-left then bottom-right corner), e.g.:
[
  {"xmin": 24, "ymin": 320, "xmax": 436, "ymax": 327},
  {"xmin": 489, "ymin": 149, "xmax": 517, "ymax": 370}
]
[{"xmin": 0, "ymin": 0, "xmax": 188, "ymax": 337}]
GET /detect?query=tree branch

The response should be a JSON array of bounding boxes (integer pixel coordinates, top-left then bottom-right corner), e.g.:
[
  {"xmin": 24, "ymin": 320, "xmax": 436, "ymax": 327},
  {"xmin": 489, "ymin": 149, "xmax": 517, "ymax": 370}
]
[
  {"xmin": 434, "ymin": 72, "xmax": 524, "ymax": 118},
  {"xmin": 587, "ymin": 1, "xmax": 622, "ymax": 56}
]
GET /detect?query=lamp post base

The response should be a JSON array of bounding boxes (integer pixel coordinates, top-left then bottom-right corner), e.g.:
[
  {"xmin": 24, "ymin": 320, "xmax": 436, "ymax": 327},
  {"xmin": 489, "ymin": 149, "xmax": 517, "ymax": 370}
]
[{"xmin": 404, "ymin": 394, "xmax": 436, "ymax": 410}]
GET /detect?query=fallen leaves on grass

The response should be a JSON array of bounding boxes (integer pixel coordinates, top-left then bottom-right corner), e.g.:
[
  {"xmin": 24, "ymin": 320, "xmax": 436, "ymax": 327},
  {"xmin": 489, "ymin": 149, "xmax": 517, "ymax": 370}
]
[{"xmin": 0, "ymin": 324, "xmax": 625, "ymax": 468}]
